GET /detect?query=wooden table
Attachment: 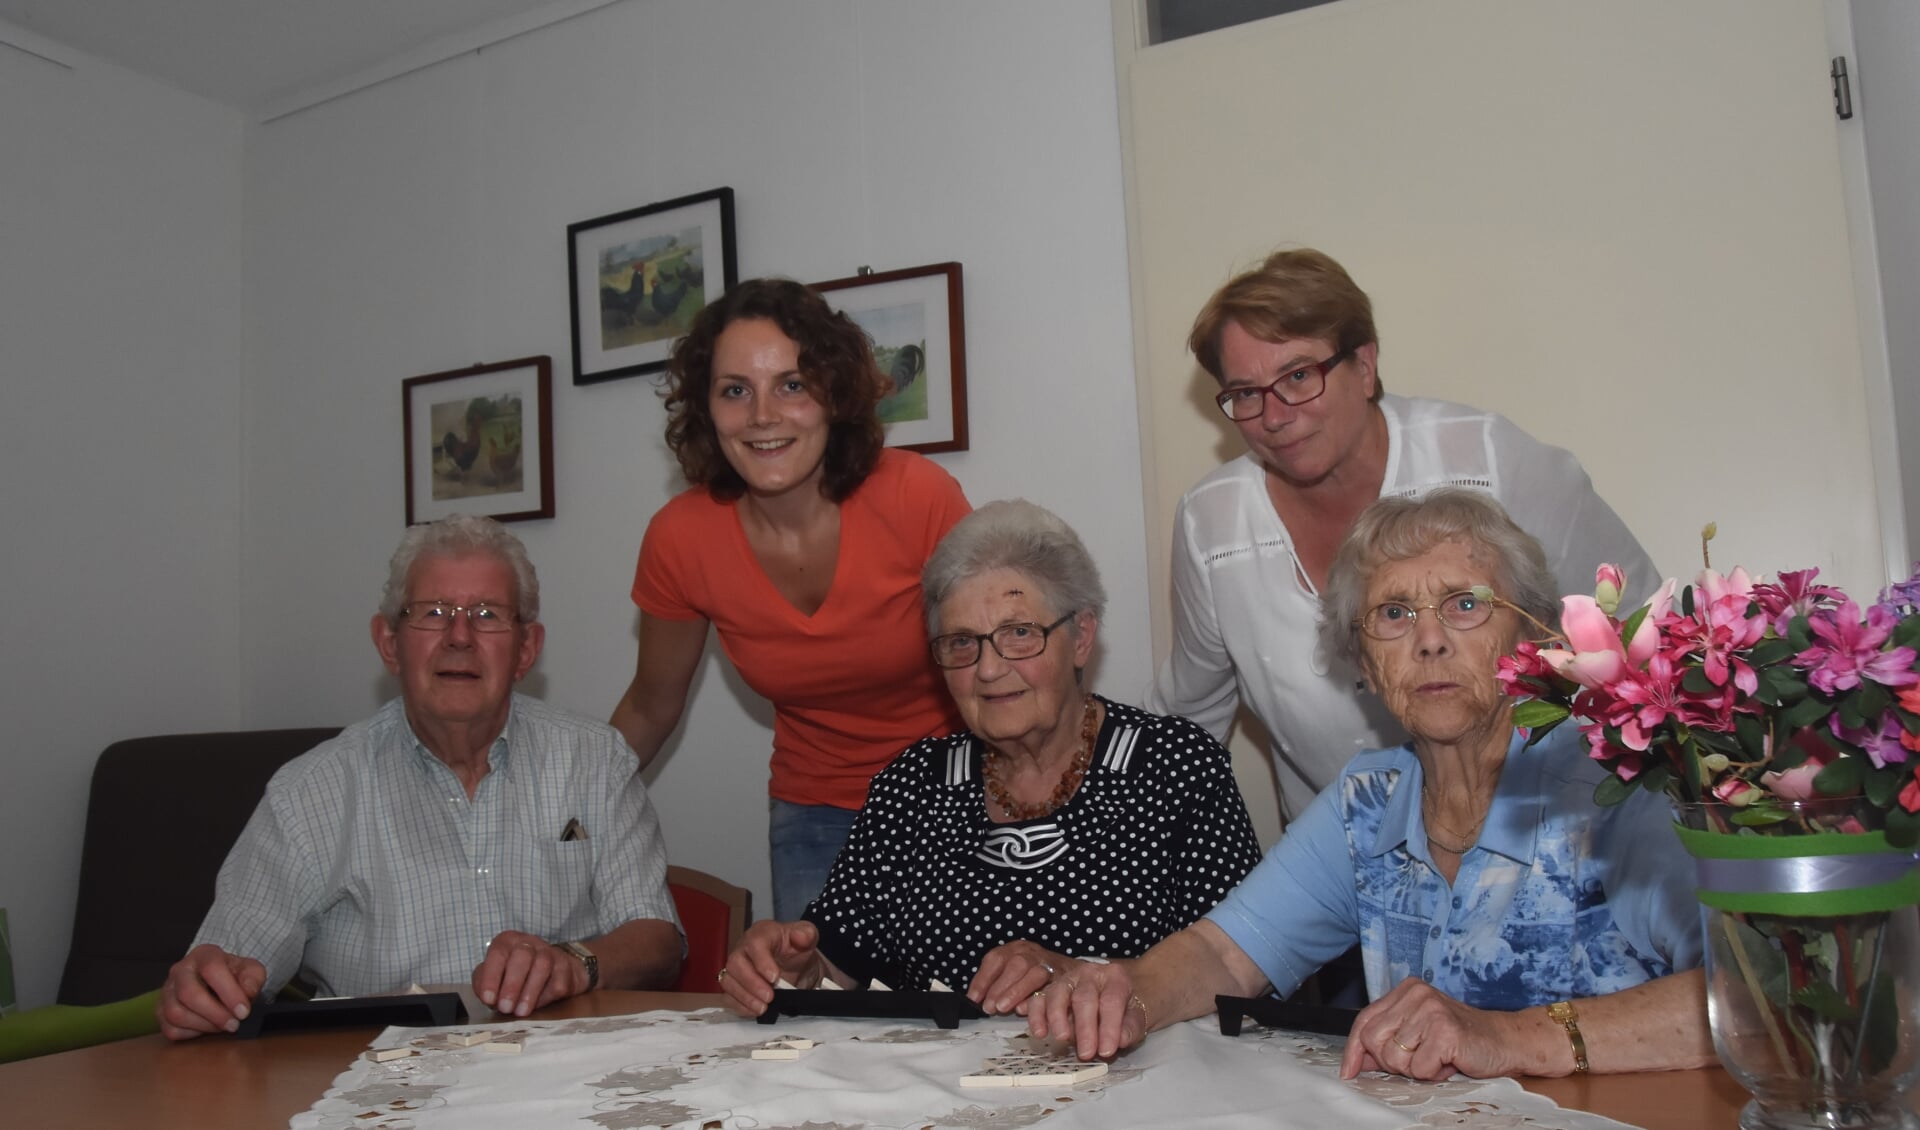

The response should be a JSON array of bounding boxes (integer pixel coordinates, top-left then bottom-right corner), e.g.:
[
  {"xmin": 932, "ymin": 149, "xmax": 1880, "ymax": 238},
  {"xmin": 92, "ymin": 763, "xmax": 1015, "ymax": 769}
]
[{"xmin": 2, "ymin": 991, "xmax": 1748, "ymax": 1129}]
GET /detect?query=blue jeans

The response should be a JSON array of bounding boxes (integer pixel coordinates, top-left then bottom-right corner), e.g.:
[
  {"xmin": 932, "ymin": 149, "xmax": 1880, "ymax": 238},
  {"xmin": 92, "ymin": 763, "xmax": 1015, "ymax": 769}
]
[{"xmin": 768, "ymin": 799, "xmax": 859, "ymax": 921}]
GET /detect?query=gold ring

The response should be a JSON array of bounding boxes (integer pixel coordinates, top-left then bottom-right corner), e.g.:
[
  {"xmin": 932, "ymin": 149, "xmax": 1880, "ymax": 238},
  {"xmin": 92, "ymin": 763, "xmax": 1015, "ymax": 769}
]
[
  {"xmin": 1062, "ymin": 979, "xmax": 1079, "ymax": 993},
  {"xmin": 1030, "ymin": 988, "xmax": 1046, "ymax": 1000},
  {"xmin": 715, "ymin": 969, "xmax": 729, "ymax": 984},
  {"xmin": 1393, "ymin": 1037, "xmax": 1415, "ymax": 1053}
]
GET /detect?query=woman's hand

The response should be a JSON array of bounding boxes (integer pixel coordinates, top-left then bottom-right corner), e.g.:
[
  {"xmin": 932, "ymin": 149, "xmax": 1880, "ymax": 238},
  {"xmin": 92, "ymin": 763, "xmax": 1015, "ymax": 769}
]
[
  {"xmin": 1026, "ymin": 959, "xmax": 1151, "ymax": 1061},
  {"xmin": 1342, "ymin": 976, "xmax": 1539, "ymax": 1080},
  {"xmin": 717, "ymin": 920, "xmax": 828, "ymax": 1017},
  {"xmin": 968, "ymin": 941, "xmax": 1072, "ymax": 1016}
]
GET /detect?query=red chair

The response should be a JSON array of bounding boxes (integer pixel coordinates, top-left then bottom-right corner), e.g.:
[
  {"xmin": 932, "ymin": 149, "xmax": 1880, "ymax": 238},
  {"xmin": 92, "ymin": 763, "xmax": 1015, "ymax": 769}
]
[{"xmin": 666, "ymin": 866, "xmax": 750, "ymax": 993}]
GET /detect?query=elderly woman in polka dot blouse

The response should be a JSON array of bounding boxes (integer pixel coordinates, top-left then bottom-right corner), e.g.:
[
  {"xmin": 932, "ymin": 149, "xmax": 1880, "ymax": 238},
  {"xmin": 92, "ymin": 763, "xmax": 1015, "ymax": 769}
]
[
  {"xmin": 1030, "ymin": 490, "xmax": 1713, "ymax": 1081},
  {"xmin": 718, "ymin": 499, "xmax": 1263, "ymax": 1017}
]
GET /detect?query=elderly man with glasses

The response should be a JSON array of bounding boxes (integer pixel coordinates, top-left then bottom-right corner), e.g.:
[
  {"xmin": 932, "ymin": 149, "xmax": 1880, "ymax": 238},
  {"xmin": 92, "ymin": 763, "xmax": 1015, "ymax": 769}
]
[{"xmin": 157, "ymin": 515, "xmax": 682, "ymax": 1041}]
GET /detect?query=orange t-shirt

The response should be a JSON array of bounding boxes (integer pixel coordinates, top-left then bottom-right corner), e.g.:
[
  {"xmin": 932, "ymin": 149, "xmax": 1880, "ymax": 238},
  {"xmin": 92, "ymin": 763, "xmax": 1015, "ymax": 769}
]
[{"xmin": 632, "ymin": 449, "xmax": 970, "ymax": 809}]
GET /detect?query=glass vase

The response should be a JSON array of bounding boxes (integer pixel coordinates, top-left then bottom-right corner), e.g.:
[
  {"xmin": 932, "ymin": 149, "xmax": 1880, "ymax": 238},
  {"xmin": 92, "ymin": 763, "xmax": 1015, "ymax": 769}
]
[{"xmin": 1678, "ymin": 801, "xmax": 1920, "ymax": 1130}]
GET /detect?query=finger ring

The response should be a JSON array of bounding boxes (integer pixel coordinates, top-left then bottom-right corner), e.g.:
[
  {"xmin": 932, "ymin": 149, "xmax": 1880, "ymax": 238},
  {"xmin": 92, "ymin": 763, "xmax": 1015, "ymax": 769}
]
[
  {"xmin": 1040, "ymin": 960, "xmax": 1057, "ymax": 977},
  {"xmin": 1393, "ymin": 1037, "xmax": 1415, "ymax": 1053},
  {"xmin": 1029, "ymin": 988, "xmax": 1046, "ymax": 1000},
  {"xmin": 715, "ymin": 969, "xmax": 729, "ymax": 984},
  {"xmin": 1062, "ymin": 979, "xmax": 1079, "ymax": 993}
]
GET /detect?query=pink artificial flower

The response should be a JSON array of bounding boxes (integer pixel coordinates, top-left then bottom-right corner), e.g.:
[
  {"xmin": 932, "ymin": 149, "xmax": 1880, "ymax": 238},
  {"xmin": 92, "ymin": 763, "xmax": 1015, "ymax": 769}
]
[
  {"xmin": 1697, "ymin": 567, "xmax": 1755, "ymax": 607},
  {"xmin": 1761, "ymin": 762, "xmax": 1825, "ymax": 801},
  {"xmin": 1830, "ymin": 714, "xmax": 1911, "ymax": 770},
  {"xmin": 1712, "ymin": 776, "xmax": 1765, "ymax": 806},
  {"xmin": 1793, "ymin": 601, "xmax": 1920, "ymax": 694},
  {"xmin": 1542, "ymin": 595, "xmax": 1627, "ymax": 689},
  {"xmin": 1752, "ymin": 568, "xmax": 1844, "ymax": 634}
]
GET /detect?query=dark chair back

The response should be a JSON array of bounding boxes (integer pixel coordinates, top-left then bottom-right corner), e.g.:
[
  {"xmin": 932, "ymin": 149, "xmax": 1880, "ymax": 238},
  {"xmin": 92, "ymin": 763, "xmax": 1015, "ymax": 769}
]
[{"xmin": 57, "ymin": 728, "xmax": 339, "ymax": 1005}]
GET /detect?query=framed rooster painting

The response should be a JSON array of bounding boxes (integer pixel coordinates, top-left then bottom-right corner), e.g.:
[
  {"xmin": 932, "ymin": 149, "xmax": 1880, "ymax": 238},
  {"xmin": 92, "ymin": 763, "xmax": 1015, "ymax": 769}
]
[
  {"xmin": 568, "ymin": 187, "xmax": 737, "ymax": 385},
  {"xmin": 403, "ymin": 356, "xmax": 555, "ymax": 524},
  {"xmin": 812, "ymin": 262, "xmax": 968, "ymax": 453}
]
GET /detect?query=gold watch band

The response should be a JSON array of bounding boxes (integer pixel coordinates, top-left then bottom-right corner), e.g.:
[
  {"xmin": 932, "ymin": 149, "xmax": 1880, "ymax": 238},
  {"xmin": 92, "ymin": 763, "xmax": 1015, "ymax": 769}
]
[{"xmin": 1546, "ymin": 1000, "xmax": 1589, "ymax": 1073}]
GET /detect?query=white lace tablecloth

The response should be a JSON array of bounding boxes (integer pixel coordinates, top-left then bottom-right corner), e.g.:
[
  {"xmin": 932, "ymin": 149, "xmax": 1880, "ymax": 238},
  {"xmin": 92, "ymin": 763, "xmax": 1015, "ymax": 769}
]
[{"xmin": 291, "ymin": 1008, "xmax": 1640, "ymax": 1130}]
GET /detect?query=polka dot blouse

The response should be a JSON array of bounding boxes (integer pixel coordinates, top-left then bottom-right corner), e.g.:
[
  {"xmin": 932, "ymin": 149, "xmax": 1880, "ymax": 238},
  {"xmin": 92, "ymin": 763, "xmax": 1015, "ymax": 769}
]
[{"xmin": 802, "ymin": 695, "xmax": 1263, "ymax": 991}]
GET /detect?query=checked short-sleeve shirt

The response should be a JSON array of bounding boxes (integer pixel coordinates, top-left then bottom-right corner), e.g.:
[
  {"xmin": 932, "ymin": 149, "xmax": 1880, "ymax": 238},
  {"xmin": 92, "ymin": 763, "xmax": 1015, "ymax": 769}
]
[{"xmin": 193, "ymin": 694, "xmax": 680, "ymax": 997}]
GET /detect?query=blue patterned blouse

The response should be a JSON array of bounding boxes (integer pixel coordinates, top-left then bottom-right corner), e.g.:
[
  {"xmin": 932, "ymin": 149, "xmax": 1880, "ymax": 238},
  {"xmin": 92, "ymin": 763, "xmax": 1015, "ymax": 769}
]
[{"xmin": 1207, "ymin": 724, "xmax": 1701, "ymax": 1009}]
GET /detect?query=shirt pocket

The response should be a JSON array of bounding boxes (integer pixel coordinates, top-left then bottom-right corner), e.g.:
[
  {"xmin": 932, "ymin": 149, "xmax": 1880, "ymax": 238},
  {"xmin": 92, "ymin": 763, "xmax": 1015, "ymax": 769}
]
[{"xmin": 533, "ymin": 839, "xmax": 598, "ymax": 938}]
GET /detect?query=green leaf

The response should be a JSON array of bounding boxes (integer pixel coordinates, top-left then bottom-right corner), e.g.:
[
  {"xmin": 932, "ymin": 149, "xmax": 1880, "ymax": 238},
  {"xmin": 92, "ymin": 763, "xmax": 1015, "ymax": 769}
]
[
  {"xmin": 1617, "ymin": 604, "xmax": 1649, "ymax": 643},
  {"xmin": 1839, "ymin": 691, "xmax": 1868, "ymax": 731},
  {"xmin": 1787, "ymin": 614, "xmax": 1813, "ymax": 652},
  {"xmin": 1886, "ymin": 806, "xmax": 1920, "ymax": 849},
  {"xmin": 1855, "ymin": 682, "xmax": 1893, "ymax": 720},
  {"xmin": 1731, "ymin": 806, "xmax": 1790, "ymax": 827},
  {"xmin": 1747, "ymin": 638, "xmax": 1796, "ymax": 667},
  {"xmin": 1757, "ymin": 665, "xmax": 1808, "ymax": 705},
  {"xmin": 1895, "ymin": 616, "xmax": 1920, "ymax": 650},
  {"xmin": 1640, "ymin": 762, "xmax": 1672, "ymax": 797},
  {"xmin": 1734, "ymin": 714, "xmax": 1767, "ymax": 759},
  {"xmin": 1791, "ymin": 981, "xmax": 1860, "ymax": 1023},
  {"xmin": 1510, "ymin": 699, "xmax": 1571, "ymax": 731},
  {"xmin": 1866, "ymin": 971, "xmax": 1900, "ymax": 1075},
  {"xmin": 1682, "ymin": 666, "xmax": 1715, "ymax": 695},
  {"xmin": 1680, "ymin": 585, "xmax": 1696, "ymax": 618},
  {"xmin": 1864, "ymin": 763, "xmax": 1902, "ymax": 809},
  {"xmin": 1815, "ymin": 756, "xmax": 1865, "ymax": 795},
  {"xmin": 1692, "ymin": 729, "xmax": 1740, "ymax": 755},
  {"xmin": 1593, "ymin": 772, "xmax": 1639, "ymax": 807},
  {"xmin": 1771, "ymin": 737, "xmax": 1808, "ymax": 772},
  {"xmin": 1782, "ymin": 695, "xmax": 1833, "ymax": 732}
]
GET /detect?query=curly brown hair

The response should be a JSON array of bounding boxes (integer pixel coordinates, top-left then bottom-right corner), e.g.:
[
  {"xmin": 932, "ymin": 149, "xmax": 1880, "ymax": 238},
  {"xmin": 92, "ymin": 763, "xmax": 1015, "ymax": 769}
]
[
  {"xmin": 1188, "ymin": 248, "xmax": 1383, "ymax": 399},
  {"xmin": 661, "ymin": 277, "xmax": 889, "ymax": 502}
]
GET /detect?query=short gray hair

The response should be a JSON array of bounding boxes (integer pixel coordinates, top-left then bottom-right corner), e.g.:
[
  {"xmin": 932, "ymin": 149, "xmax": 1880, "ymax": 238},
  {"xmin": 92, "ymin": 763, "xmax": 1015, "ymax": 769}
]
[
  {"xmin": 378, "ymin": 514, "xmax": 541, "ymax": 624},
  {"xmin": 1317, "ymin": 488, "xmax": 1556, "ymax": 664},
  {"xmin": 922, "ymin": 500, "xmax": 1107, "ymax": 632}
]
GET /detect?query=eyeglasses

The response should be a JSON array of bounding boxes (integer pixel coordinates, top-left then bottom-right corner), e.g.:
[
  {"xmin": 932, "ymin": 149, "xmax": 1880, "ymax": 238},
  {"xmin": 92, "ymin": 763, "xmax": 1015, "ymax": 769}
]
[
  {"xmin": 1213, "ymin": 349, "xmax": 1354, "ymax": 420},
  {"xmin": 399, "ymin": 601, "xmax": 519, "ymax": 633},
  {"xmin": 1356, "ymin": 590, "xmax": 1500, "ymax": 641},
  {"xmin": 930, "ymin": 612, "xmax": 1076, "ymax": 669}
]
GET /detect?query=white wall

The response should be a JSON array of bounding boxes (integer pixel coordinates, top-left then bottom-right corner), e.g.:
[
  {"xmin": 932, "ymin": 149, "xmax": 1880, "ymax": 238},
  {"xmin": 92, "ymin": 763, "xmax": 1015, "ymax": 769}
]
[
  {"xmin": 238, "ymin": 0, "xmax": 1143, "ymax": 923},
  {"xmin": 0, "ymin": 31, "xmax": 246, "ymax": 1007},
  {"xmin": 1853, "ymin": 0, "xmax": 1920, "ymax": 573}
]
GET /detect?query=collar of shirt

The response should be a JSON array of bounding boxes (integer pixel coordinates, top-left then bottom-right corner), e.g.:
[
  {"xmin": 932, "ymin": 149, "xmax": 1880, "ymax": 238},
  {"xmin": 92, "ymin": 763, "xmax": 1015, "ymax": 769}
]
[
  {"xmin": 1366, "ymin": 728, "xmax": 1543, "ymax": 866},
  {"xmin": 396, "ymin": 695, "xmax": 520, "ymax": 786}
]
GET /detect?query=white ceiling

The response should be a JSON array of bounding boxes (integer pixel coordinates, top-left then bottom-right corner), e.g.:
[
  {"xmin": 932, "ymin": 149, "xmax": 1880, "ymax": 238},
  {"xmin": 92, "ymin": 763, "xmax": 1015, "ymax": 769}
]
[{"xmin": 0, "ymin": 0, "xmax": 612, "ymax": 117}]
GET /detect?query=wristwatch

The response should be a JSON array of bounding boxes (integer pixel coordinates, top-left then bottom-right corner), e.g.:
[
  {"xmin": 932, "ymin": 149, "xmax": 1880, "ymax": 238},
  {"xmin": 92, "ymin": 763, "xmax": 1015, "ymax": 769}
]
[
  {"xmin": 1546, "ymin": 999, "xmax": 1589, "ymax": 1073},
  {"xmin": 559, "ymin": 940, "xmax": 599, "ymax": 992}
]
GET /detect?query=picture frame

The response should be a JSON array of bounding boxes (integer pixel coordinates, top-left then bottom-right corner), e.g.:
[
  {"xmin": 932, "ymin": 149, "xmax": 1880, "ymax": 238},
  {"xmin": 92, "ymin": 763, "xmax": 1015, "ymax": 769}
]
[
  {"xmin": 568, "ymin": 187, "xmax": 738, "ymax": 385},
  {"xmin": 812, "ymin": 262, "xmax": 968, "ymax": 453},
  {"xmin": 403, "ymin": 356, "xmax": 555, "ymax": 525}
]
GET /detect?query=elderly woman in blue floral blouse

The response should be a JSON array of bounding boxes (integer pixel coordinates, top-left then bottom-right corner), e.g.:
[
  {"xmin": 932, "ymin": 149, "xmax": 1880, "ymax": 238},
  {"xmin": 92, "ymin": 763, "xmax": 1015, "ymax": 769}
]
[{"xmin": 1033, "ymin": 489, "xmax": 1714, "ymax": 1081}]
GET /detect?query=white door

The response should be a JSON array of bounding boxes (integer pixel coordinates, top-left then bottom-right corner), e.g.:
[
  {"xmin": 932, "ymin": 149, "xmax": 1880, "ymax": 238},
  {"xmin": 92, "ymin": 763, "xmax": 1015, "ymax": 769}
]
[{"xmin": 1115, "ymin": 0, "xmax": 1890, "ymax": 837}]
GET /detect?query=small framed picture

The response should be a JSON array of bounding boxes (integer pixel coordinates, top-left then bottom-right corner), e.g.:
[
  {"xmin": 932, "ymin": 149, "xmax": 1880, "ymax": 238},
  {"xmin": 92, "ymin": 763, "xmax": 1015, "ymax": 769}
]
[
  {"xmin": 403, "ymin": 356, "xmax": 554, "ymax": 524},
  {"xmin": 568, "ymin": 187, "xmax": 738, "ymax": 385},
  {"xmin": 812, "ymin": 262, "xmax": 968, "ymax": 453}
]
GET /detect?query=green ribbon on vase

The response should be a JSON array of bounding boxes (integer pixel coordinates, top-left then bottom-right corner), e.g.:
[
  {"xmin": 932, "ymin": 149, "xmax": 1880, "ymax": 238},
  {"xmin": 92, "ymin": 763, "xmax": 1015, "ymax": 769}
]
[{"xmin": 1674, "ymin": 824, "xmax": 1920, "ymax": 916}]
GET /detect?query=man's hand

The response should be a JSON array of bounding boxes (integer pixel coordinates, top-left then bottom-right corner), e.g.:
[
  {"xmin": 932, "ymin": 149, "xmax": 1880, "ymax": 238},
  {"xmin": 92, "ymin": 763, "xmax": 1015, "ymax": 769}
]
[
  {"xmin": 718, "ymin": 920, "xmax": 830, "ymax": 1017},
  {"xmin": 157, "ymin": 944, "xmax": 268, "ymax": 1041},
  {"xmin": 472, "ymin": 930, "xmax": 585, "ymax": 1017}
]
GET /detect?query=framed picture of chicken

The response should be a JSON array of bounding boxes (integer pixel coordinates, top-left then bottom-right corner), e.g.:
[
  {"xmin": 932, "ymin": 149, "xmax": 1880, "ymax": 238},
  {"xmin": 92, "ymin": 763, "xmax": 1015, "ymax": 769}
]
[
  {"xmin": 568, "ymin": 186, "xmax": 738, "ymax": 385},
  {"xmin": 403, "ymin": 356, "xmax": 555, "ymax": 525},
  {"xmin": 811, "ymin": 262, "xmax": 968, "ymax": 454}
]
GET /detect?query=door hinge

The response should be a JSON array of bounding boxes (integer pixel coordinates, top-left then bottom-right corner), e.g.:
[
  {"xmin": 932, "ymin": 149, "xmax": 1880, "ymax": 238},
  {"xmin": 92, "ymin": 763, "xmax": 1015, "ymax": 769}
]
[{"xmin": 1832, "ymin": 56, "xmax": 1854, "ymax": 121}]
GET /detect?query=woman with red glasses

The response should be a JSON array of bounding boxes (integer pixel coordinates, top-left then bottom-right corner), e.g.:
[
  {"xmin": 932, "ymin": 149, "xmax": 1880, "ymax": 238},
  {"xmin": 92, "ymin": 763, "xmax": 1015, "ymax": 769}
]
[{"xmin": 1147, "ymin": 248, "xmax": 1656, "ymax": 829}]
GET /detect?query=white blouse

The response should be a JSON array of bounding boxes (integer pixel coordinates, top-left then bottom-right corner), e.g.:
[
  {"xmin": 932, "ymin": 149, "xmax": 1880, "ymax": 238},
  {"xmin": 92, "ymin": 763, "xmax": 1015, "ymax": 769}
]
[{"xmin": 1146, "ymin": 394, "xmax": 1658, "ymax": 823}]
